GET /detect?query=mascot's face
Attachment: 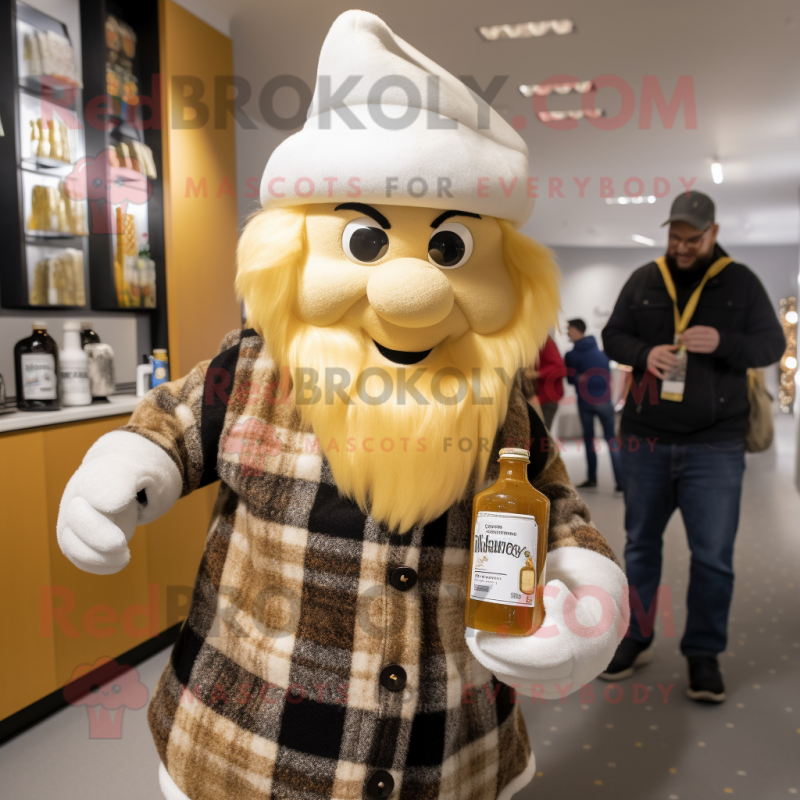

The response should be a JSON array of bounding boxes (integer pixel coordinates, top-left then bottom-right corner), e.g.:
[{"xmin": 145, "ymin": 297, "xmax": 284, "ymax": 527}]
[
  {"xmin": 298, "ymin": 203, "xmax": 517, "ymax": 359},
  {"xmin": 236, "ymin": 202, "xmax": 558, "ymax": 532}
]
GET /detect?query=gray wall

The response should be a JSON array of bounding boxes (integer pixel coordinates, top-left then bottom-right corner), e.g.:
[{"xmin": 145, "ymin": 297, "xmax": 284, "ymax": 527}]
[{"xmin": 550, "ymin": 243, "xmax": 799, "ymax": 402}]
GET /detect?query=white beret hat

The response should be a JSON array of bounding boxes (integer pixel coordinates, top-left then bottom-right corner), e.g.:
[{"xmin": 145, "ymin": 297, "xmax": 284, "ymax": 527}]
[{"xmin": 260, "ymin": 10, "xmax": 535, "ymax": 227}]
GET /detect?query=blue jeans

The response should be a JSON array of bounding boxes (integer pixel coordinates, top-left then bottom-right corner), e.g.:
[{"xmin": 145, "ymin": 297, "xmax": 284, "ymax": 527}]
[
  {"xmin": 621, "ymin": 436, "xmax": 746, "ymax": 657},
  {"xmin": 578, "ymin": 402, "xmax": 625, "ymax": 488}
]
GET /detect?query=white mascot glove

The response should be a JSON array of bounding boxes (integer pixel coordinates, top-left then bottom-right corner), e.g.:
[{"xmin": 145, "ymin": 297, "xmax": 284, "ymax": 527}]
[
  {"xmin": 57, "ymin": 431, "xmax": 182, "ymax": 575},
  {"xmin": 466, "ymin": 547, "xmax": 629, "ymax": 699}
]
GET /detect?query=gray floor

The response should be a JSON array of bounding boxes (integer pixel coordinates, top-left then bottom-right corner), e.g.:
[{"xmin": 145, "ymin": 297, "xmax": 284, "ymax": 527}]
[{"xmin": 1, "ymin": 417, "xmax": 798, "ymax": 799}]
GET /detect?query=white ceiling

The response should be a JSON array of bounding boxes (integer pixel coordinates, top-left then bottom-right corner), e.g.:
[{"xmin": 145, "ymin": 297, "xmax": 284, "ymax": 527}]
[{"xmin": 180, "ymin": 0, "xmax": 800, "ymax": 248}]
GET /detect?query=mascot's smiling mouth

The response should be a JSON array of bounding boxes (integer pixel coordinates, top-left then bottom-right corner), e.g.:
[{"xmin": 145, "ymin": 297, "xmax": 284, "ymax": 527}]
[{"xmin": 373, "ymin": 340, "xmax": 434, "ymax": 365}]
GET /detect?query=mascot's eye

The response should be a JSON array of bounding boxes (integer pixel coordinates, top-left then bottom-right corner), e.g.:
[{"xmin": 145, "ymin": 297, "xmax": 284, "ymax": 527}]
[
  {"xmin": 342, "ymin": 216, "xmax": 389, "ymax": 264},
  {"xmin": 428, "ymin": 222, "xmax": 473, "ymax": 269}
]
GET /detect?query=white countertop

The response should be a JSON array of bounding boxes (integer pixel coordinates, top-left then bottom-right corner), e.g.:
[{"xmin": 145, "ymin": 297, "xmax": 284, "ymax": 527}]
[{"xmin": 0, "ymin": 393, "xmax": 141, "ymax": 435}]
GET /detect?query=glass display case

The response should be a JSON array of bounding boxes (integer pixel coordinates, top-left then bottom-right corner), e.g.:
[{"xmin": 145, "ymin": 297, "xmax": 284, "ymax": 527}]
[
  {"xmin": 80, "ymin": 0, "xmax": 165, "ymax": 312},
  {"xmin": 0, "ymin": 0, "xmax": 165, "ymax": 319},
  {"xmin": 0, "ymin": 1, "xmax": 89, "ymax": 309}
]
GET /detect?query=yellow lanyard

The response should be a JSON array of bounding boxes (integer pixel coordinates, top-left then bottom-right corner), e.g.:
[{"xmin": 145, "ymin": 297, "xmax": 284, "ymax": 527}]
[{"xmin": 655, "ymin": 256, "xmax": 732, "ymax": 335}]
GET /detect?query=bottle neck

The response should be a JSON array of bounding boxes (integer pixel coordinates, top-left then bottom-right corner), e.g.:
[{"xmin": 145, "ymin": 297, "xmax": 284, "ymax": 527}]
[
  {"xmin": 498, "ymin": 458, "xmax": 529, "ymax": 482},
  {"xmin": 63, "ymin": 329, "xmax": 82, "ymax": 351}
]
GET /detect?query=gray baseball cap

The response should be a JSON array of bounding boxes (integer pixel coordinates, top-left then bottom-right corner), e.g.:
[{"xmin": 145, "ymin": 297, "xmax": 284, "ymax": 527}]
[{"xmin": 661, "ymin": 190, "xmax": 715, "ymax": 230}]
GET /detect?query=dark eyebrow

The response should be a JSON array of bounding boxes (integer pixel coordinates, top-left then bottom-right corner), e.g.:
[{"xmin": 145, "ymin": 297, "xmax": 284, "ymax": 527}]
[
  {"xmin": 430, "ymin": 210, "xmax": 482, "ymax": 229},
  {"xmin": 334, "ymin": 203, "xmax": 391, "ymax": 230}
]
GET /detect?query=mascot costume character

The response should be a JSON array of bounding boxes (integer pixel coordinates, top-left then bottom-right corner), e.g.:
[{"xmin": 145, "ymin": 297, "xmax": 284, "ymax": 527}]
[{"xmin": 57, "ymin": 10, "xmax": 628, "ymax": 800}]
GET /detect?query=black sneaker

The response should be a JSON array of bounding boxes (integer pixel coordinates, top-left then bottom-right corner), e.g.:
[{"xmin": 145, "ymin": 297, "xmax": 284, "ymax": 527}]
[
  {"xmin": 577, "ymin": 480, "xmax": 597, "ymax": 488},
  {"xmin": 598, "ymin": 638, "xmax": 654, "ymax": 681},
  {"xmin": 686, "ymin": 656, "xmax": 726, "ymax": 703}
]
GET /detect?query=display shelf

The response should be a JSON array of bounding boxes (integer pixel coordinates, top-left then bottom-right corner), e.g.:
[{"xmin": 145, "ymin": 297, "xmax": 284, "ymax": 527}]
[
  {"xmin": 18, "ymin": 77, "xmax": 79, "ymax": 106},
  {"xmin": 80, "ymin": 0, "xmax": 165, "ymax": 324},
  {"xmin": 0, "ymin": 1, "xmax": 89, "ymax": 312},
  {"xmin": 20, "ymin": 156, "xmax": 75, "ymax": 172},
  {"xmin": 0, "ymin": 392, "xmax": 140, "ymax": 434}
]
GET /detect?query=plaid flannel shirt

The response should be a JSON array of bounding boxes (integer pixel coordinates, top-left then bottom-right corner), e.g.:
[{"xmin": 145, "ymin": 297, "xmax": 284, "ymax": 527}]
[{"xmin": 123, "ymin": 330, "xmax": 617, "ymax": 800}]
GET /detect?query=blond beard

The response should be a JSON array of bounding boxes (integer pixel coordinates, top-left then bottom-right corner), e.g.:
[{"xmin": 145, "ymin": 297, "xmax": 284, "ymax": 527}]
[{"xmin": 284, "ymin": 323, "xmax": 516, "ymax": 533}]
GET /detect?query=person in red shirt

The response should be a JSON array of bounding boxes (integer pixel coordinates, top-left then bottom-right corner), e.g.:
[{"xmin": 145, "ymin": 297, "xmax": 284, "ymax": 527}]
[{"xmin": 533, "ymin": 335, "xmax": 566, "ymax": 429}]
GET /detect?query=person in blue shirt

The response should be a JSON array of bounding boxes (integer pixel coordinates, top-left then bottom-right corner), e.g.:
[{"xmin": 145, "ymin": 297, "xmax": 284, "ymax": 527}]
[{"xmin": 564, "ymin": 318, "xmax": 625, "ymax": 491}]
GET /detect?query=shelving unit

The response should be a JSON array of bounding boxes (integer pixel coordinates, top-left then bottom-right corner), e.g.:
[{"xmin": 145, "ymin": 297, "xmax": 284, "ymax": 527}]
[
  {"xmin": 79, "ymin": 0, "xmax": 166, "ymax": 330},
  {"xmin": 0, "ymin": 0, "xmax": 168, "ymax": 348},
  {"xmin": 0, "ymin": 1, "xmax": 90, "ymax": 311}
]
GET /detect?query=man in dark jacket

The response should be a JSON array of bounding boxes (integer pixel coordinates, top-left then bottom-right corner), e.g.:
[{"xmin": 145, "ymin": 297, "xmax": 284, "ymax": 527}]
[
  {"xmin": 564, "ymin": 319, "xmax": 625, "ymax": 491},
  {"xmin": 600, "ymin": 190, "xmax": 785, "ymax": 703}
]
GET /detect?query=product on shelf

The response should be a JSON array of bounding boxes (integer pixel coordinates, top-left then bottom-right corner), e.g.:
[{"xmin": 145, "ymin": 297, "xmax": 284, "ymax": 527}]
[
  {"xmin": 105, "ymin": 16, "xmax": 139, "ymax": 116},
  {"xmin": 85, "ymin": 342, "xmax": 116, "ymax": 398},
  {"xmin": 132, "ymin": 140, "xmax": 157, "ymax": 179},
  {"xmin": 114, "ymin": 206, "xmax": 125, "ymax": 305},
  {"xmin": 111, "ymin": 209, "xmax": 156, "ymax": 307},
  {"xmin": 60, "ymin": 180, "xmax": 88, "ymax": 235},
  {"xmin": 60, "ymin": 320, "xmax": 92, "ymax": 406},
  {"xmin": 28, "ymin": 184, "xmax": 57, "ymax": 231},
  {"xmin": 30, "ymin": 259, "xmax": 49, "ymax": 305},
  {"xmin": 80, "ymin": 319, "xmax": 117, "ymax": 399},
  {"xmin": 80, "ymin": 321, "xmax": 101, "ymax": 348},
  {"xmin": 139, "ymin": 257, "xmax": 156, "ymax": 307},
  {"xmin": 14, "ymin": 321, "xmax": 61, "ymax": 411},
  {"xmin": 29, "ymin": 248, "xmax": 85, "ymax": 306},
  {"xmin": 22, "ymin": 28, "xmax": 83, "ymax": 88},
  {"xmin": 108, "ymin": 140, "xmax": 157, "ymax": 179},
  {"xmin": 27, "ymin": 181, "xmax": 88, "ymax": 235},
  {"xmin": 29, "ymin": 118, "xmax": 73, "ymax": 163}
]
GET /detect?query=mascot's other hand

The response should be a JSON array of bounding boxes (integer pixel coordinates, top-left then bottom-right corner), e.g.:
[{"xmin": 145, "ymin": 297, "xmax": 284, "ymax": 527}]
[
  {"xmin": 466, "ymin": 547, "xmax": 629, "ymax": 700},
  {"xmin": 57, "ymin": 431, "xmax": 182, "ymax": 575}
]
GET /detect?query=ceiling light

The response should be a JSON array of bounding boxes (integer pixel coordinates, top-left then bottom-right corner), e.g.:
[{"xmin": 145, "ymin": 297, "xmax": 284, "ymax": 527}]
[
  {"xmin": 605, "ymin": 196, "xmax": 657, "ymax": 205},
  {"xmin": 536, "ymin": 108, "xmax": 603, "ymax": 123},
  {"xmin": 632, "ymin": 234, "xmax": 656, "ymax": 246},
  {"xmin": 711, "ymin": 159, "xmax": 723, "ymax": 184},
  {"xmin": 519, "ymin": 80, "xmax": 594, "ymax": 98},
  {"xmin": 478, "ymin": 19, "xmax": 575, "ymax": 41}
]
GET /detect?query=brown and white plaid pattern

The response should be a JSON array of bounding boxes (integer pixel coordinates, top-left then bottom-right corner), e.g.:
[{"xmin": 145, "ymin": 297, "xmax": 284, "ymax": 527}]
[{"xmin": 124, "ymin": 330, "xmax": 616, "ymax": 800}]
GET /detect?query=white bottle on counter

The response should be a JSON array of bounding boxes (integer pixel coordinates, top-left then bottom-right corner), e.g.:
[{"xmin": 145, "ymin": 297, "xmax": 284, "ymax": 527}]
[{"xmin": 60, "ymin": 320, "xmax": 92, "ymax": 406}]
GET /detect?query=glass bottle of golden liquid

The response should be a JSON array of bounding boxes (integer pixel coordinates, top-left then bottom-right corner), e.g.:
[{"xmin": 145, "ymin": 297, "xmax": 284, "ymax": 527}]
[{"xmin": 465, "ymin": 448, "xmax": 550, "ymax": 636}]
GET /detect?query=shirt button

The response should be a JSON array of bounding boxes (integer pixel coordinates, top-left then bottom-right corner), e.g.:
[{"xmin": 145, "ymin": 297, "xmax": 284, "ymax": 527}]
[
  {"xmin": 379, "ymin": 665, "xmax": 407, "ymax": 692},
  {"xmin": 390, "ymin": 567, "xmax": 418, "ymax": 592},
  {"xmin": 720, "ymin": 397, "xmax": 725, "ymax": 403},
  {"xmin": 643, "ymin": 299, "xmax": 649, "ymax": 305},
  {"xmin": 366, "ymin": 770, "xmax": 394, "ymax": 798}
]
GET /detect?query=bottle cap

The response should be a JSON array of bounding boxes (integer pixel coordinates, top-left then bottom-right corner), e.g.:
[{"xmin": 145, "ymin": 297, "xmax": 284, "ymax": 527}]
[
  {"xmin": 32, "ymin": 320, "xmax": 47, "ymax": 329},
  {"xmin": 498, "ymin": 447, "xmax": 530, "ymax": 461},
  {"xmin": 153, "ymin": 348, "xmax": 168, "ymax": 359},
  {"xmin": 63, "ymin": 320, "xmax": 81, "ymax": 331}
]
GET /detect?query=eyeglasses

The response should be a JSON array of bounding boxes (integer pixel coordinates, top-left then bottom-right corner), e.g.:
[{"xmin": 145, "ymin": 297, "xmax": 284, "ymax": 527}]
[{"xmin": 668, "ymin": 230, "xmax": 708, "ymax": 250}]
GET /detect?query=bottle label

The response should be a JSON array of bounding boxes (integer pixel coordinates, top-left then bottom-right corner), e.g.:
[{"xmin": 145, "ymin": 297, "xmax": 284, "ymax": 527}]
[
  {"xmin": 469, "ymin": 511, "xmax": 539, "ymax": 606},
  {"xmin": 20, "ymin": 353, "xmax": 57, "ymax": 400},
  {"xmin": 61, "ymin": 359, "xmax": 91, "ymax": 402}
]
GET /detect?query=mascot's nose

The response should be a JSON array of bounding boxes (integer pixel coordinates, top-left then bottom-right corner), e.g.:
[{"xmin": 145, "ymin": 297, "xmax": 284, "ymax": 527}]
[{"xmin": 367, "ymin": 258, "xmax": 455, "ymax": 328}]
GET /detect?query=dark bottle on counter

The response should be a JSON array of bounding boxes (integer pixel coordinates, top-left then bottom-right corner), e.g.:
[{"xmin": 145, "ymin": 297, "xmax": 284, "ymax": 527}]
[
  {"xmin": 14, "ymin": 321, "xmax": 61, "ymax": 411},
  {"xmin": 80, "ymin": 321, "xmax": 101, "ymax": 348}
]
